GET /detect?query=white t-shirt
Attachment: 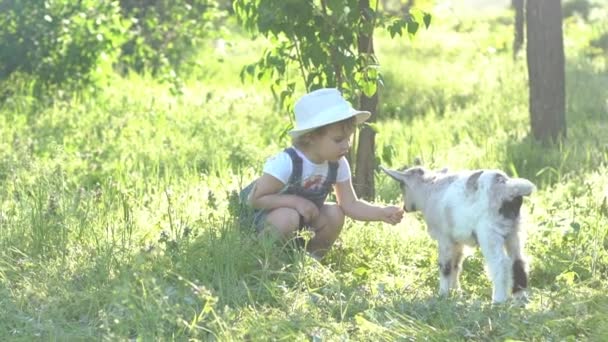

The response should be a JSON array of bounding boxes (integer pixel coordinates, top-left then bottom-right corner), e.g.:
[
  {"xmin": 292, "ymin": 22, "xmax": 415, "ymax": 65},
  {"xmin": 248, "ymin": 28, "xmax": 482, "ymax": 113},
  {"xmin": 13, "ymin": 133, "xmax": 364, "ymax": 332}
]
[{"xmin": 263, "ymin": 147, "xmax": 351, "ymax": 190}]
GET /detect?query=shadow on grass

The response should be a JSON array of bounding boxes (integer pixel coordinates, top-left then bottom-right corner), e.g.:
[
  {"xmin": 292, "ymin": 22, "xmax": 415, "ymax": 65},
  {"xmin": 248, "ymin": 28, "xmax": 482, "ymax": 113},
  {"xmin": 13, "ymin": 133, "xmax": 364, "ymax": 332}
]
[
  {"xmin": 496, "ymin": 57, "xmax": 608, "ymax": 189},
  {"xmin": 370, "ymin": 287, "xmax": 608, "ymax": 340}
]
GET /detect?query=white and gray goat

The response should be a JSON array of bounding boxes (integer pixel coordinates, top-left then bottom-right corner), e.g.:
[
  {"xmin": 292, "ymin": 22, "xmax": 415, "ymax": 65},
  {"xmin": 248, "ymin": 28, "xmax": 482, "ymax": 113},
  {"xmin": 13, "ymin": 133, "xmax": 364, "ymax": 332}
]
[{"xmin": 381, "ymin": 166, "xmax": 536, "ymax": 303}]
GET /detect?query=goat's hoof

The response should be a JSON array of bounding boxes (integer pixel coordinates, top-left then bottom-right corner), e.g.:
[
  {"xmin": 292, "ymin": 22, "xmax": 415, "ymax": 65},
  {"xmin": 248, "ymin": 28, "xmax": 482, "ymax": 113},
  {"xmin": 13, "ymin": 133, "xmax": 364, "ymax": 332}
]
[
  {"xmin": 512, "ymin": 290, "xmax": 530, "ymax": 305},
  {"xmin": 438, "ymin": 290, "xmax": 450, "ymax": 298}
]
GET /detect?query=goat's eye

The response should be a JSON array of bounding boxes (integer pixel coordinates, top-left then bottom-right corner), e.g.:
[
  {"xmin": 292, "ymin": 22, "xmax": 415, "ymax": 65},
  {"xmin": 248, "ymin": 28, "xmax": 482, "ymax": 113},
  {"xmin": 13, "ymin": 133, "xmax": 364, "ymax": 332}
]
[{"xmin": 495, "ymin": 174, "xmax": 507, "ymax": 183}]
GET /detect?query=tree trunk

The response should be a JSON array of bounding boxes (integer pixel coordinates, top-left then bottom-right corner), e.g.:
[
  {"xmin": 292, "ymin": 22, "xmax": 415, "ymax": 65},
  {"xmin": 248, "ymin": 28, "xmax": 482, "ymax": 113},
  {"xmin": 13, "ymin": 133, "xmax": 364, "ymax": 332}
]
[
  {"xmin": 354, "ymin": 0, "xmax": 377, "ymax": 200},
  {"xmin": 512, "ymin": 0, "xmax": 524, "ymax": 59},
  {"xmin": 354, "ymin": 94, "xmax": 377, "ymax": 200},
  {"xmin": 525, "ymin": 0, "xmax": 566, "ymax": 143}
]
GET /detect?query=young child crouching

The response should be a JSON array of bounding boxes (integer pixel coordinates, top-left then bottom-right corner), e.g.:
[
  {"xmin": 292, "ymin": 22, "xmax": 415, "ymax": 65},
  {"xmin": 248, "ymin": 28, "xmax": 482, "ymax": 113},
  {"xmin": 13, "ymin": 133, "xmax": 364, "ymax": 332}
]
[{"xmin": 244, "ymin": 88, "xmax": 403, "ymax": 259}]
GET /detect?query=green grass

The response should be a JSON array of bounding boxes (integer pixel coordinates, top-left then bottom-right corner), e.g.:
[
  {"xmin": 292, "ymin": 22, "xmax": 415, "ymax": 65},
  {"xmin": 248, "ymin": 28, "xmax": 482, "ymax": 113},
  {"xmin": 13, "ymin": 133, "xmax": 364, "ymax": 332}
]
[{"xmin": 1, "ymin": 4, "xmax": 608, "ymax": 341}]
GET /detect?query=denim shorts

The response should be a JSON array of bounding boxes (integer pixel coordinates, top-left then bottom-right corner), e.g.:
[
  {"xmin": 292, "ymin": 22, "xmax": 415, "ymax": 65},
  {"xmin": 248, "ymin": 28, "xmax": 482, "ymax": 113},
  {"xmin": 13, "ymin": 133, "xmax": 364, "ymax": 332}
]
[
  {"xmin": 251, "ymin": 209, "xmax": 269, "ymax": 233},
  {"xmin": 240, "ymin": 181, "xmax": 306, "ymax": 236}
]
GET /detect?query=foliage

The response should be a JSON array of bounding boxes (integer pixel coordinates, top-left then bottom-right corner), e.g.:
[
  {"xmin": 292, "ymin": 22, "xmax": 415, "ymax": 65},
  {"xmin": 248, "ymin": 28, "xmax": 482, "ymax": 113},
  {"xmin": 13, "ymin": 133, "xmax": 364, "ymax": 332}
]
[
  {"xmin": 233, "ymin": 0, "xmax": 431, "ymax": 108},
  {"xmin": 562, "ymin": 0, "xmax": 604, "ymax": 21},
  {"xmin": 117, "ymin": 0, "xmax": 226, "ymax": 94},
  {"xmin": 0, "ymin": 0, "xmax": 127, "ymax": 93},
  {"xmin": 0, "ymin": 0, "xmax": 227, "ymax": 96}
]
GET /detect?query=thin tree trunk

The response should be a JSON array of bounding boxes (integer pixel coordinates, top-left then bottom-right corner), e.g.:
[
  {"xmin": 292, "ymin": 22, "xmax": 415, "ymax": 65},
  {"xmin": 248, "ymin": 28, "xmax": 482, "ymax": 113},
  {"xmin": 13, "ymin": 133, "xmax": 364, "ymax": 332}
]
[
  {"xmin": 512, "ymin": 0, "xmax": 524, "ymax": 59},
  {"xmin": 526, "ymin": 0, "xmax": 566, "ymax": 143},
  {"xmin": 354, "ymin": 94, "xmax": 377, "ymax": 200},
  {"xmin": 354, "ymin": 0, "xmax": 377, "ymax": 200}
]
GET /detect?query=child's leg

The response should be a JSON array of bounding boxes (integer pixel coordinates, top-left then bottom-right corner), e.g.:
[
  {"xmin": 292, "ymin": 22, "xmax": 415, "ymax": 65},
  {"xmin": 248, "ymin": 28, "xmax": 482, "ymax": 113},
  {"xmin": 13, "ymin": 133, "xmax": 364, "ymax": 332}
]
[
  {"xmin": 307, "ymin": 203, "xmax": 345, "ymax": 258},
  {"xmin": 263, "ymin": 208, "xmax": 302, "ymax": 239},
  {"xmin": 261, "ymin": 204, "xmax": 344, "ymax": 259}
]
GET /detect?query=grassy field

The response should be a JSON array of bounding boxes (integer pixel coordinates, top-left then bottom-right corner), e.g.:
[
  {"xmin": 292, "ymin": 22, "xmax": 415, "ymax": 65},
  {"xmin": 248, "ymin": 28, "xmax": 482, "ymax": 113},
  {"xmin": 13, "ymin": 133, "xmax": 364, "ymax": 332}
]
[{"xmin": 1, "ymin": 3, "xmax": 608, "ymax": 341}]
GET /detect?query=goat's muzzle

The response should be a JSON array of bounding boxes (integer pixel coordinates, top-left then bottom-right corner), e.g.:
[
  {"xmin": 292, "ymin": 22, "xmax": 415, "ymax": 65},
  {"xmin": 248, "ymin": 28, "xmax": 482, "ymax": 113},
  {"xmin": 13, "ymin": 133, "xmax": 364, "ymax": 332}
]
[{"xmin": 403, "ymin": 203, "xmax": 416, "ymax": 212}]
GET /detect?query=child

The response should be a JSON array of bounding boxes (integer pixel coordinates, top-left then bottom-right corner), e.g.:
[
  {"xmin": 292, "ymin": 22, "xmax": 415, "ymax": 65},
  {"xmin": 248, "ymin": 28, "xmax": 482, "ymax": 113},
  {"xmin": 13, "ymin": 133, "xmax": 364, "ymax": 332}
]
[{"xmin": 245, "ymin": 88, "xmax": 404, "ymax": 259}]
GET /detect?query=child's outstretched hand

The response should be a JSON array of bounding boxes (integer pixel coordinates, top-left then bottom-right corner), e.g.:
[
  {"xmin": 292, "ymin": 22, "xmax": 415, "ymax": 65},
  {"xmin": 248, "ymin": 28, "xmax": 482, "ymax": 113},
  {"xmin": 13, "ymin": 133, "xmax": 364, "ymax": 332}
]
[{"xmin": 381, "ymin": 205, "xmax": 404, "ymax": 225}]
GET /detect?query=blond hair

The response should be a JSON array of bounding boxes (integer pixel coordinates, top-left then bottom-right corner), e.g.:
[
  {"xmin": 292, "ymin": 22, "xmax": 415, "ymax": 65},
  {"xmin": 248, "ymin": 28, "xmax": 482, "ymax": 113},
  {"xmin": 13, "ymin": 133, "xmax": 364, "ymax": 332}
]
[{"xmin": 292, "ymin": 116, "xmax": 357, "ymax": 149}]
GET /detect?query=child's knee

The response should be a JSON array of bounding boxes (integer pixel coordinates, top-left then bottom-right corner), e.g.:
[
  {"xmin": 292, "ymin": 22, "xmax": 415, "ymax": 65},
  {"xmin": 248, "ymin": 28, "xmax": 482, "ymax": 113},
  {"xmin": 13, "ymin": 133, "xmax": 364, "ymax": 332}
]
[
  {"xmin": 321, "ymin": 204, "xmax": 345, "ymax": 231},
  {"xmin": 328, "ymin": 204, "xmax": 345, "ymax": 224},
  {"xmin": 265, "ymin": 208, "xmax": 301, "ymax": 235}
]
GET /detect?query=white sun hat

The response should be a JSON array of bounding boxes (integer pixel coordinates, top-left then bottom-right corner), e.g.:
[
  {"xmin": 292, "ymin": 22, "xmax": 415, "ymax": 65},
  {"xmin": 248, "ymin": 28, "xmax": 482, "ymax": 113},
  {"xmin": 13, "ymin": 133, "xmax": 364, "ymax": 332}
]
[{"xmin": 289, "ymin": 88, "xmax": 371, "ymax": 138}]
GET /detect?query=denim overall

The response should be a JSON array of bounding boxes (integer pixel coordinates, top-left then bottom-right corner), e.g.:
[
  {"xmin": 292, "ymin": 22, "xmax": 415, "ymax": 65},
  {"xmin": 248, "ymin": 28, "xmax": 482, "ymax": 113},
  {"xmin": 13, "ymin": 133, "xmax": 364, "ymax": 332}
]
[{"xmin": 240, "ymin": 147, "xmax": 338, "ymax": 235}]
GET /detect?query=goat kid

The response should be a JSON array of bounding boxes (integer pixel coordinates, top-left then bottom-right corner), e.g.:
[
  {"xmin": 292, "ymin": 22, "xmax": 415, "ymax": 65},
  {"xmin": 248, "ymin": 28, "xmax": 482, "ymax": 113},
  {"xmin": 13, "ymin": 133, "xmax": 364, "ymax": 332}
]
[{"xmin": 381, "ymin": 166, "xmax": 535, "ymax": 303}]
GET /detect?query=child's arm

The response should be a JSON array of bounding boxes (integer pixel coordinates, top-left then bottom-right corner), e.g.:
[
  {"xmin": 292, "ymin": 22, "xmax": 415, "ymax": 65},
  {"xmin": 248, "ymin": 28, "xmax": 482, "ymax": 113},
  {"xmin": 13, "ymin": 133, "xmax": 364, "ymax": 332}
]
[
  {"xmin": 248, "ymin": 173, "xmax": 320, "ymax": 222},
  {"xmin": 334, "ymin": 179, "xmax": 403, "ymax": 225}
]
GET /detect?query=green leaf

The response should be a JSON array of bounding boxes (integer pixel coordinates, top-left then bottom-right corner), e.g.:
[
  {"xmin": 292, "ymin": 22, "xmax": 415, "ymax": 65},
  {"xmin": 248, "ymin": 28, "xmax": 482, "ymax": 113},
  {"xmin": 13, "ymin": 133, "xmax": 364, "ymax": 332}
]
[
  {"xmin": 381, "ymin": 144, "xmax": 396, "ymax": 166},
  {"xmin": 570, "ymin": 221, "xmax": 581, "ymax": 232},
  {"xmin": 407, "ymin": 21, "xmax": 419, "ymax": 35},
  {"xmin": 353, "ymin": 266, "xmax": 370, "ymax": 279},
  {"xmin": 423, "ymin": 13, "xmax": 432, "ymax": 28},
  {"xmin": 361, "ymin": 80, "xmax": 377, "ymax": 98}
]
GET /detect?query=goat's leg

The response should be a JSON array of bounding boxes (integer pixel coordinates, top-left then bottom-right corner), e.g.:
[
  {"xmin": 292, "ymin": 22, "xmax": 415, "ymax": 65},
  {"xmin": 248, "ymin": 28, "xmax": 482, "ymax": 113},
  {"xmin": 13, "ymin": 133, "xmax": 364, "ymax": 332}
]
[
  {"xmin": 476, "ymin": 230, "xmax": 512, "ymax": 303},
  {"xmin": 450, "ymin": 243, "xmax": 465, "ymax": 291},
  {"xmin": 438, "ymin": 239, "xmax": 456, "ymax": 296},
  {"xmin": 505, "ymin": 231, "xmax": 528, "ymax": 300}
]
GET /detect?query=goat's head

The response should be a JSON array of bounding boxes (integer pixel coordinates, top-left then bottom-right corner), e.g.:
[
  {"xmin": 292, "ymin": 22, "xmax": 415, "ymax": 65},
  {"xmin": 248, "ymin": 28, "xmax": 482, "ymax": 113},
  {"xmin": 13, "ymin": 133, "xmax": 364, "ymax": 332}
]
[
  {"xmin": 380, "ymin": 165, "xmax": 431, "ymax": 212},
  {"xmin": 470, "ymin": 170, "xmax": 536, "ymax": 219}
]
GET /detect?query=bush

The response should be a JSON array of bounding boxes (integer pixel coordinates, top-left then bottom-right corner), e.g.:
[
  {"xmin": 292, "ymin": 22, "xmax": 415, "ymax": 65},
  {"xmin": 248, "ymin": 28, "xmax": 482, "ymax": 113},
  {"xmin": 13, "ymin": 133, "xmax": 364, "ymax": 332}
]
[
  {"xmin": 0, "ymin": 1, "xmax": 225, "ymax": 97},
  {"xmin": 117, "ymin": 0, "xmax": 225, "ymax": 82},
  {"xmin": 0, "ymin": 0, "xmax": 127, "ymax": 93}
]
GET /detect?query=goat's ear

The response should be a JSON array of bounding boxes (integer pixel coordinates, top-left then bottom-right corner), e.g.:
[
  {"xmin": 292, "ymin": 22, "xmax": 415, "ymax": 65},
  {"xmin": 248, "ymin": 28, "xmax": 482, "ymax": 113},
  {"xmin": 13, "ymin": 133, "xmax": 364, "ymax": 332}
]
[
  {"xmin": 466, "ymin": 170, "xmax": 483, "ymax": 192},
  {"xmin": 380, "ymin": 166, "xmax": 407, "ymax": 183},
  {"xmin": 506, "ymin": 178, "xmax": 536, "ymax": 197}
]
